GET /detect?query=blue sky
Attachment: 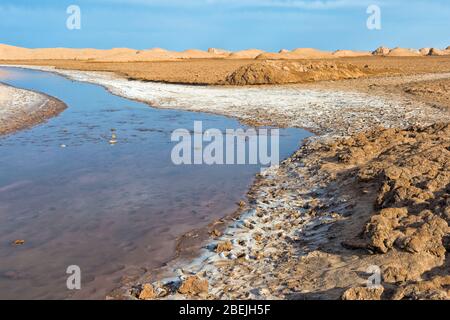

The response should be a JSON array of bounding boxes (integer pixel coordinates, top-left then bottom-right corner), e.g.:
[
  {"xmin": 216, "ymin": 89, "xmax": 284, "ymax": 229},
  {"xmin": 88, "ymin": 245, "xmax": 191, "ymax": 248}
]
[{"xmin": 0, "ymin": 0, "xmax": 449, "ymax": 51}]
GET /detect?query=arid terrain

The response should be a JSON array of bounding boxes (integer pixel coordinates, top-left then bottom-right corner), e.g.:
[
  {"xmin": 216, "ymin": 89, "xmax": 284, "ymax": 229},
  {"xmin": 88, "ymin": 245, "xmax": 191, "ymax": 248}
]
[
  {"xmin": 1, "ymin": 44, "xmax": 450, "ymax": 300},
  {"xmin": 111, "ymin": 69, "xmax": 450, "ymax": 301},
  {"xmin": 1, "ymin": 44, "xmax": 450, "ymax": 85},
  {"xmin": 2, "ymin": 56, "xmax": 450, "ymax": 86}
]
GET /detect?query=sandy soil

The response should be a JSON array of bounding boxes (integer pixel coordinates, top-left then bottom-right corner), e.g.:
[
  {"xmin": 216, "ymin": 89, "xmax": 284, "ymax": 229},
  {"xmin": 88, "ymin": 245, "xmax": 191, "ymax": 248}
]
[
  {"xmin": 2, "ymin": 56, "xmax": 450, "ymax": 85},
  {"xmin": 0, "ymin": 81, "xmax": 66, "ymax": 135}
]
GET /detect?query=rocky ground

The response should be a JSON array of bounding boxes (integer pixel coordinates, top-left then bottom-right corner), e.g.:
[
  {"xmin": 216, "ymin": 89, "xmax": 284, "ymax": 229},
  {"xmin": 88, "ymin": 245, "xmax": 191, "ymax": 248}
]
[{"xmin": 0, "ymin": 82, "xmax": 66, "ymax": 135}]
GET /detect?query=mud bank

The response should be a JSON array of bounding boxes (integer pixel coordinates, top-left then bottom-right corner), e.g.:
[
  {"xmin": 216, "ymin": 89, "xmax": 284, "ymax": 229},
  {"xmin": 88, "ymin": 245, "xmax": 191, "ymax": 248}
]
[
  {"xmin": 124, "ymin": 123, "xmax": 450, "ymax": 300},
  {"xmin": 0, "ymin": 81, "xmax": 66, "ymax": 135}
]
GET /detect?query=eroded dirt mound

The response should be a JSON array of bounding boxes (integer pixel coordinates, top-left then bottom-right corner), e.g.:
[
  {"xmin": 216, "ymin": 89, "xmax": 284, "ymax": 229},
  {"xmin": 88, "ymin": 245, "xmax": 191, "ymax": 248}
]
[
  {"xmin": 223, "ymin": 61, "xmax": 369, "ymax": 85},
  {"xmin": 332, "ymin": 123, "xmax": 450, "ymax": 299}
]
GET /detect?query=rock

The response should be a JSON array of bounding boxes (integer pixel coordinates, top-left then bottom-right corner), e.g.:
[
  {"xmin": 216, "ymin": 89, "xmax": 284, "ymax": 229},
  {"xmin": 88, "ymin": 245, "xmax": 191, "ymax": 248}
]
[
  {"xmin": 253, "ymin": 233, "xmax": 263, "ymax": 242},
  {"xmin": 138, "ymin": 284, "xmax": 156, "ymax": 300},
  {"xmin": 178, "ymin": 276, "xmax": 209, "ymax": 296},
  {"xmin": 364, "ymin": 208, "xmax": 408, "ymax": 253},
  {"xmin": 216, "ymin": 241, "xmax": 233, "ymax": 253},
  {"xmin": 12, "ymin": 240, "xmax": 25, "ymax": 246},
  {"xmin": 401, "ymin": 216, "xmax": 448, "ymax": 257},
  {"xmin": 342, "ymin": 286, "xmax": 384, "ymax": 300},
  {"xmin": 392, "ymin": 276, "xmax": 450, "ymax": 300},
  {"xmin": 383, "ymin": 265, "xmax": 409, "ymax": 283},
  {"xmin": 210, "ymin": 229, "xmax": 222, "ymax": 237}
]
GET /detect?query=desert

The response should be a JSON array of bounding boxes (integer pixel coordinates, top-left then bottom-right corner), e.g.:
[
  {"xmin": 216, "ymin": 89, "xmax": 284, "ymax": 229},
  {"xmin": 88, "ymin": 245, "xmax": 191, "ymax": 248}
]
[
  {"xmin": 2, "ymin": 42, "xmax": 449, "ymax": 300},
  {"xmin": 3, "ymin": 24, "xmax": 450, "ymax": 304}
]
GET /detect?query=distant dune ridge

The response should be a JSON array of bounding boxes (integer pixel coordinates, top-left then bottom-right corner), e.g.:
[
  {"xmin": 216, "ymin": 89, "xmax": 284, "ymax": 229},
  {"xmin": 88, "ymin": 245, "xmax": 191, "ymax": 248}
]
[
  {"xmin": 332, "ymin": 50, "xmax": 371, "ymax": 57},
  {"xmin": 1, "ymin": 43, "xmax": 450, "ymax": 61},
  {"xmin": 387, "ymin": 47, "xmax": 421, "ymax": 57},
  {"xmin": 226, "ymin": 49, "xmax": 265, "ymax": 59}
]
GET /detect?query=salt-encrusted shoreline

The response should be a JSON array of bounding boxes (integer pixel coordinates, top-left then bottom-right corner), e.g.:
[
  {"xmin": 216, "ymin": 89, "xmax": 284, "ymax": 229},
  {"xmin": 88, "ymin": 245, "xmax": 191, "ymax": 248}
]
[
  {"xmin": 0, "ymin": 80, "xmax": 66, "ymax": 135},
  {"xmin": 5, "ymin": 65, "xmax": 450, "ymax": 135}
]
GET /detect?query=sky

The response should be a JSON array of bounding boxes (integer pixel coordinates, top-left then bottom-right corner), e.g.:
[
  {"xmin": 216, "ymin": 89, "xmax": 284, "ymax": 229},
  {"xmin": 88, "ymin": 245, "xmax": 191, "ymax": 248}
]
[{"xmin": 0, "ymin": 0, "xmax": 449, "ymax": 51}]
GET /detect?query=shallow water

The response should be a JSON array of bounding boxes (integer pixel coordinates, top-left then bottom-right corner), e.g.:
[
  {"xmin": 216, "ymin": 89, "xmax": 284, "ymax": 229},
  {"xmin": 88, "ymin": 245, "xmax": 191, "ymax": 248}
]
[{"xmin": 0, "ymin": 67, "xmax": 311, "ymax": 299}]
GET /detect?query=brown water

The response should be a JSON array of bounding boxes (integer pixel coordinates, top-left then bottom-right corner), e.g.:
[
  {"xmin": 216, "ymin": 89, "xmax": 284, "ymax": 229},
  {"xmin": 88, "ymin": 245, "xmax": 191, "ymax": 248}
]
[{"xmin": 0, "ymin": 67, "xmax": 311, "ymax": 299}]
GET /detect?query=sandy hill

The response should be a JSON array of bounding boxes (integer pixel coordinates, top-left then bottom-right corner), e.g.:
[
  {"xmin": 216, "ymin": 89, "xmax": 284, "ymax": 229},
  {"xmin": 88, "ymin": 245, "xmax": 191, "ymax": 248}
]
[
  {"xmin": 2, "ymin": 43, "xmax": 450, "ymax": 62},
  {"xmin": 226, "ymin": 49, "xmax": 265, "ymax": 59},
  {"xmin": 291, "ymin": 48, "xmax": 333, "ymax": 59},
  {"xmin": 387, "ymin": 47, "xmax": 421, "ymax": 57},
  {"xmin": 256, "ymin": 48, "xmax": 333, "ymax": 60},
  {"xmin": 0, "ymin": 44, "xmax": 34, "ymax": 60},
  {"xmin": 224, "ymin": 61, "xmax": 369, "ymax": 85},
  {"xmin": 332, "ymin": 50, "xmax": 371, "ymax": 57},
  {"xmin": 0, "ymin": 44, "xmax": 106, "ymax": 60},
  {"xmin": 178, "ymin": 49, "xmax": 216, "ymax": 59}
]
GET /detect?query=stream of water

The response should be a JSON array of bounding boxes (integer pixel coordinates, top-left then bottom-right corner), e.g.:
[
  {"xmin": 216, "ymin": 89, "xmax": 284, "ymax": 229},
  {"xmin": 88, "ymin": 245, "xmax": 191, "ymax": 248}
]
[{"xmin": 0, "ymin": 67, "xmax": 311, "ymax": 299}]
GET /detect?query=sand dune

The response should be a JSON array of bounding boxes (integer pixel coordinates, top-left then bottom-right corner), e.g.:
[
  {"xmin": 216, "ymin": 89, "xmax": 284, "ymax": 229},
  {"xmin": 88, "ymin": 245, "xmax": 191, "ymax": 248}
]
[
  {"xmin": 332, "ymin": 50, "xmax": 371, "ymax": 57},
  {"xmin": 226, "ymin": 49, "xmax": 265, "ymax": 59},
  {"xmin": 291, "ymin": 48, "xmax": 333, "ymax": 58},
  {"xmin": 255, "ymin": 48, "xmax": 334, "ymax": 60},
  {"xmin": 387, "ymin": 47, "xmax": 421, "ymax": 57},
  {"xmin": 2, "ymin": 44, "xmax": 450, "ymax": 62}
]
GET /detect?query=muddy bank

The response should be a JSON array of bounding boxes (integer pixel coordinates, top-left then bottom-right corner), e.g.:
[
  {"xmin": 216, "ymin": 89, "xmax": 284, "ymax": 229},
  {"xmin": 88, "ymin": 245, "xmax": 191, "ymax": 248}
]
[
  {"xmin": 0, "ymin": 81, "xmax": 66, "ymax": 135},
  {"xmin": 123, "ymin": 122, "xmax": 449, "ymax": 300}
]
